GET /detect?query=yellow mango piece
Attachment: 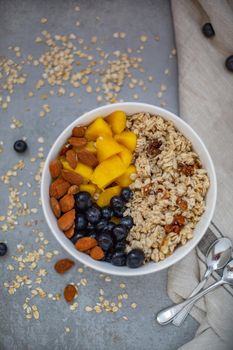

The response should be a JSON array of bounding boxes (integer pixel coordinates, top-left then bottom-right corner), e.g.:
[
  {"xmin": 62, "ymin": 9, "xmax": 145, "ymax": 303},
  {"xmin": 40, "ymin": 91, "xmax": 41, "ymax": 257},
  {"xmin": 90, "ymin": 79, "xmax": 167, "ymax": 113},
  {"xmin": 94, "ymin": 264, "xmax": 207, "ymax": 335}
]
[
  {"xmin": 85, "ymin": 141, "xmax": 97, "ymax": 154},
  {"xmin": 96, "ymin": 186, "xmax": 121, "ymax": 207},
  {"xmin": 61, "ymin": 159, "xmax": 74, "ymax": 172},
  {"xmin": 118, "ymin": 145, "xmax": 132, "ymax": 167},
  {"xmin": 85, "ymin": 117, "xmax": 112, "ymax": 141},
  {"xmin": 96, "ymin": 136, "xmax": 122, "ymax": 162},
  {"xmin": 111, "ymin": 216, "xmax": 120, "ymax": 224},
  {"xmin": 105, "ymin": 111, "xmax": 126, "ymax": 134},
  {"xmin": 79, "ymin": 184, "xmax": 97, "ymax": 196},
  {"xmin": 75, "ymin": 162, "xmax": 93, "ymax": 180},
  {"xmin": 114, "ymin": 131, "xmax": 137, "ymax": 152},
  {"xmin": 91, "ymin": 155, "xmax": 126, "ymax": 189},
  {"xmin": 115, "ymin": 165, "xmax": 136, "ymax": 187}
]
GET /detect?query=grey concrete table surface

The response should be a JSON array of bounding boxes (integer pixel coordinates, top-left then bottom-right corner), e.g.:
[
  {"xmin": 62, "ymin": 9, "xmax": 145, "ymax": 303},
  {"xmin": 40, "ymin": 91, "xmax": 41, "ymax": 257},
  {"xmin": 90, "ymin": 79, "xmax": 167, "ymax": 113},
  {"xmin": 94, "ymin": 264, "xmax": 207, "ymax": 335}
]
[{"xmin": 0, "ymin": 0, "xmax": 198, "ymax": 349}]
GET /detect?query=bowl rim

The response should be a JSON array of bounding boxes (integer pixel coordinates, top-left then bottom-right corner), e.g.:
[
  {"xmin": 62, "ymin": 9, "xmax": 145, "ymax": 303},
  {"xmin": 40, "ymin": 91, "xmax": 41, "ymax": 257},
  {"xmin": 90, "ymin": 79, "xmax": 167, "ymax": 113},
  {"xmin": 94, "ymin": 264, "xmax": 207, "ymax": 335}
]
[{"xmin": 41, "ymin": 102, "xmax": 217, "ymax": 276}]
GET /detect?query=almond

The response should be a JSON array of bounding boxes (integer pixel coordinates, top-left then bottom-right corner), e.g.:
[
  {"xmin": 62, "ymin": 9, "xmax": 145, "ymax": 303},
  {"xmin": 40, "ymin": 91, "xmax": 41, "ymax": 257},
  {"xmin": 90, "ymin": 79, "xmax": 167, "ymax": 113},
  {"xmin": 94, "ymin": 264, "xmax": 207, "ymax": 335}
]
[
  {"xmin": 50, "ymin": 197, "xmax": 61, "ymax": 218},
  {"xmin": 77, "ymin": 150, "xmax": 98, "ymax": 168},
  {"xmin": 49, "ymin": 159, "xmax": 62, "ymax": 178},
  {"xmin": 59, "ymin": 143, "xmax": 72, "ymax": 156},
  {"xmin": 72, "ymin": 126, "xmax": 86, "ymax": 137},
  {"xmin": 68, "ymin": 185, "xmax": 79, "ymax": 195},
  {"xmin": 75, "ymin": 237, "xmax": 97, "ymax": 252},
  {"xmin": 66, "ymin": 149, "xmax": 78, "ymax": 169},
  {"xmin": 61, "ymin": 169, "xmax": 83, "ymax": 186},
  {"xmin": 54, "ymin": 258, "xmax": 74, "ymax": 273},
  {"xmin": 49, "ymin": 178, "xmax": 70, "ymax": 199},
  {"xmin": 65, "ymin": 225, "xmax": 74, "ymax": 239},
  {"xmin": 64, "ymin": 284, "xmax": 77, "ymax": 302},
  {"xmin": 59, "ymin": 194, "xmax": 75, "ymax": 212},
  {"xmin": 90, "ymin": 246, "xmax": 105, "ymax": 260},
  {"xmin": 57, "ymin": 209, "xmax": 75, "ymax": 231},
  {"xmin": 68, "ymin": 137, "xmax": 87, "ymax": 147}
]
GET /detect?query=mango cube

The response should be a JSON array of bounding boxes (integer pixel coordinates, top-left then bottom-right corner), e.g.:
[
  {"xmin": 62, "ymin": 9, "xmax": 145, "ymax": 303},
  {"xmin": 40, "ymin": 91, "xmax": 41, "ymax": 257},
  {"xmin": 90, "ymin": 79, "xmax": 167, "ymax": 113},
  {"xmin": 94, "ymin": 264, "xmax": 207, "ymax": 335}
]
[
  {"xmin": 114, "ymin": 131, "xmax": 137, "ymax": 152},
  {"xmin": 79, "ymin": 183, "xmax": 97, "ymax": 196},
  {"xmin": 85, "ymin": 117, "xmax": 112, "ymax": 141},
  {"xmin": 115, "ymin": 165, "xmax": 136, "ymax": 187},
  {"xmin": 118, "ymin": 145, "xmax": 132, "ymax": 167},
  {"xmin": 91, "ymin": 155, "xmax": 127, "ymax": 189},
  {"xmin": 96, "ymin": 186, "xmax": 121, "ymax": 207},
  {"xmin": 105, "ymin": 111, "xmax": 126, "ymax": 134},
  {"xmin": 61, "ymin": 159, "xmax": 73, "ymax": 172},
  {"xmin": 96, "ymin": 136, "xmax": 122, "ymax": 162},
  {"xmin": 61, "ymin": 159, "xmax": 93, "ymax": 181},
  {"xmin": 85, "ymin": 141, "xmax": 97, "ymax": 154}
]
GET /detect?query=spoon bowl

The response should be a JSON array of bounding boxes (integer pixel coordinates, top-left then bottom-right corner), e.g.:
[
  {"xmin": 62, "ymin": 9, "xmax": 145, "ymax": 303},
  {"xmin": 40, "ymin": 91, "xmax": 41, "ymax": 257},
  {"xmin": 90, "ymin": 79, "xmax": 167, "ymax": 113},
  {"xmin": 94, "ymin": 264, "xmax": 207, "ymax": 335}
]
[{"xmin": 207, "ymin": 237, "xmax": 232, "ymax": 271}]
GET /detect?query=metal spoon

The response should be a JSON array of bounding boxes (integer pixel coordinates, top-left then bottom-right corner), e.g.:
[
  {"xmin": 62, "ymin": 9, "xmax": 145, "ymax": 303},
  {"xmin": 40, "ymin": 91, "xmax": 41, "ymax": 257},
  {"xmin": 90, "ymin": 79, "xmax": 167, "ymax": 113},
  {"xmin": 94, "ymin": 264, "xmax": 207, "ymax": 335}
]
[
  {"xmin": 157, "ymin": 258, "xmax": 233, "ymax": 325},
  {"xmin": 172, "ymin": 237, "xmax": 232, "ymax": 326}
]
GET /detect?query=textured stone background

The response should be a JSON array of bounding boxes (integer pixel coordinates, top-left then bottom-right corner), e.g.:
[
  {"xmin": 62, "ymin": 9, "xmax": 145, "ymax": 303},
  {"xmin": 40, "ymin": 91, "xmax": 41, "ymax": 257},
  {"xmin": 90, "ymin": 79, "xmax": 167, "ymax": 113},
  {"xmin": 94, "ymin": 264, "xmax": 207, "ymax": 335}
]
[{"xmin": 0, "ymin": 0, "xmax": 198, "ymax": 349}]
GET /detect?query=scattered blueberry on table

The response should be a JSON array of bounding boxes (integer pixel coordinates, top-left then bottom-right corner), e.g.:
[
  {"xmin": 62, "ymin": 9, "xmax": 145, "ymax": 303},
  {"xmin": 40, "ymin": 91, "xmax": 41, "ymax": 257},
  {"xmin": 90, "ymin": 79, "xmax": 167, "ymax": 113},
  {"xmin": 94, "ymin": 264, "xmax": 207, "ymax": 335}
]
[
  {"xmin": 225, "ymin": 55, "xmax": 233, "ymax": 72},
  {"xmin": 0, "ymin": 242, "xmax": 8, "ymax": 256},
  {"xmin": 13, "ymin": 140, "xmax": 28, "ymax": 153},
  {"xmin": 202, "ymin": 22, "xmax": 215, "ymax": 38}
]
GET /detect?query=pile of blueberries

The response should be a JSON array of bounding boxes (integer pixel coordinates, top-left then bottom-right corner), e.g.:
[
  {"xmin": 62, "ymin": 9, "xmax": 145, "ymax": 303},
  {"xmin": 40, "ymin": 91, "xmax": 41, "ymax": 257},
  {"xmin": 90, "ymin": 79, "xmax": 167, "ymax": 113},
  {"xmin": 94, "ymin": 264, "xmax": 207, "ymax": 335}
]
[{"xmin": 72, "ymin": 188, "xmax": 145, "ymax": 268}]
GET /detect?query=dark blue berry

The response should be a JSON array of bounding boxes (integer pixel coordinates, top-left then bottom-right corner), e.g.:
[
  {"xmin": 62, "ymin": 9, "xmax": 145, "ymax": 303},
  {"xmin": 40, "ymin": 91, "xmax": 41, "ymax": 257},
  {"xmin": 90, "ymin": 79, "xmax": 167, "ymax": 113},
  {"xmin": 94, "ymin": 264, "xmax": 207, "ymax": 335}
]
[
  {"xmin": 75, "ymin": 214, "xmax": 87, "ymax": 230},
  {"xmin": 14, "ymin": 140, "xmax": 28, "ymax": 153},
  {"xmin": 110, "ymin": 196, "xmax": 124, "ymax": 210},
  {"xmin": 86, "ymin": 206, "xmax": 102, "ymax": 224},
  {"xmin": 75, "ymin": 191, "xmax": 92, "ymax": 212},
  {"xmin": 0, "ymin": 242, "xmax": 7, "ymax": 256},
  {"xmin": 105, "ymin": 251, "xmax": 113, "ymax": 263},
  {"xmin": 112, "ymin": 224, "xmax": 127, "ymax": 241},
  {"xmin": 115, "ymin": 241, "xmax": 126, "ymax": 252},
  {"xmin": 96, "ymin": 219, "xmax": 108, "ymax": 232},
  {"xmin": 202, "ymin": 23, "xmax": 215, "ymax": 38},
  {"xmin": 71, "ymin": 232, "xmax": 86, "ymax": 244},
  {"xmin": 111, "ymin": 251, "xmax": 126, "ymax": 266},
  {"xmin": 120, "ymin": 216, "xmax": 134, "ymax": 229},
  {"xmin": 107, "ymin": 222, "xmax": 115, "ymax": 232},
  {"xmin": 121, "ymin": 187, "xmax": 133, "ymax": 202},
  {"xmin": 113, "ymin": 206, "xmax": 126, "ymax": 218},
  {"xmin": 126, "ymin": 249, "xmax": 145, "ymax": 268},
  {"xmin": 87, "ymin": 222, "xmax": 95, "ymax": 232},
  {"xmin": 101, "ymin": 206, "xmax": 114, "ymax": 220},
  {"xmin": 89, "ymin": 231, "xmax": 98, "ymax": 239},
  {"xmin": 225, "ymin": 55, "xmax": 233, "ymax": 72},
  {"xmin": 98, "ymin": 233, "xmax": 113, "ymax": 251}
]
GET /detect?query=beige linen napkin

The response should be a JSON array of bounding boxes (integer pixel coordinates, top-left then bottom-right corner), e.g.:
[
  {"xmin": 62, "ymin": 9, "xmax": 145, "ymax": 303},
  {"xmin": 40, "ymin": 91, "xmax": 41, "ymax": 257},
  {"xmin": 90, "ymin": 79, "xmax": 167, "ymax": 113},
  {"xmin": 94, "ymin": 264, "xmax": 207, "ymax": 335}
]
[{"xmin": 168, "ymin": 1, "xmax": 233, "ymax": 349}]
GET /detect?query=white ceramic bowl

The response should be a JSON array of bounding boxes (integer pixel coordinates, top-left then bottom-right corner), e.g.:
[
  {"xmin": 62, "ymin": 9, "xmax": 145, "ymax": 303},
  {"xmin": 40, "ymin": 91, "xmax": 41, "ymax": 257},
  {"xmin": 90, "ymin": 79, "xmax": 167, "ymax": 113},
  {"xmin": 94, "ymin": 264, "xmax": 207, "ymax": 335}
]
[{"xmin": 41, "ymin": 102, "xmax": 217, "ymax": 276}]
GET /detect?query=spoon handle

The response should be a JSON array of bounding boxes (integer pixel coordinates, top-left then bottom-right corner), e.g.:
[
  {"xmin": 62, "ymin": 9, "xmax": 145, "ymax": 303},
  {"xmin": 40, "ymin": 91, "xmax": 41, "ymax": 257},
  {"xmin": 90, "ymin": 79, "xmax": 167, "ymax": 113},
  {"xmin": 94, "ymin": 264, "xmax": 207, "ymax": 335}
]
[
  {"xmin": 172, "ymin": 268, "xmax": 212, "ymax": 326},
  {"xmin": 157, "ymin": 279, "xmax": 224, "ymax": 325}
]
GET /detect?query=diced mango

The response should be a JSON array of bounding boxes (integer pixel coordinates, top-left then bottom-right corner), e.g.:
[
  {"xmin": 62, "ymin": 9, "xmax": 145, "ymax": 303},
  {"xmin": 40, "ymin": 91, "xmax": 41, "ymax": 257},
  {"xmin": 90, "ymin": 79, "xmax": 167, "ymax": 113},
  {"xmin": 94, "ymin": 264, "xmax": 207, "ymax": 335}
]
[
  {"xmin": 111, "ymin": 216, "xmax": 120, "ymax": 224},
  {"xmin": 79, "ymin": 184, "xmax": 97, "ymax": 196},
  {"xmin": 61, "ymin": 159, "xmax": 74, "ymax": 172},
  {"xmin": 75, "ymin": 162, "xmax": 93, "ymax": 180},
  {"xmin": 105, "ymin": 111, "xmax": 126, "ymax": 134},
  {"xmin": 85, "ymin": 117, "xmax": 112, "ymax": 141},
  {"xmin": 91, "ymin": 155, "xmax": 127, "ymax": 189},
  {"xmin": 118, "ymin": 145, "xmax": 132, "ymax": 167},
  {"xmin": 96, "ymin": 136, "xmax": 122, "ymax": 162},
  {"xmin": 96, "ymin": 186, "xmax": 121, "ymax": 207},
  {"xmin": 115, "ymin": 165, "xmax": 136, "ymax": 187},
  {"xmin": 114, "ymin": 131, "xmax": 137, "ymax": 152},
  {"xmin": 85, "ymin": 141, "xmax": 97, "ymax": 154}
]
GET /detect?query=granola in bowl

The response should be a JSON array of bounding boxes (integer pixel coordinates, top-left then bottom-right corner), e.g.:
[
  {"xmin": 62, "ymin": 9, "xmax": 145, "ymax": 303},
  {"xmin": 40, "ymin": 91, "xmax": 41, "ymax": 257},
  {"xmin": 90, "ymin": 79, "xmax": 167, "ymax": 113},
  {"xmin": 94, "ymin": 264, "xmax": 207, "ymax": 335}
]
[{"xmin": 125, "ymin": 112, "xmax": 210, "ymax": 262}]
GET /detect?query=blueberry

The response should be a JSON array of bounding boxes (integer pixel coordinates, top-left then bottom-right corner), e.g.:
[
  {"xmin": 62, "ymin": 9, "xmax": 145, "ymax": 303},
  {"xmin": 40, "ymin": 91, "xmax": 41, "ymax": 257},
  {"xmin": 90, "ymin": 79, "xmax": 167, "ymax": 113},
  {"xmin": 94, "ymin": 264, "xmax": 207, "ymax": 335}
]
[
  {"xmin": 115, "ymin": 241, "xmax": 126, "ymax": 252},
  {"xmin": 13, "ymin": 140, "xmax": 28, "ymax": 153},
  {"xmin": 113, "ymin": 206, "xmax": 126, "ymax": 218},
  {"xmin": 87, "ymin": 222, "xmax": 95, "ymax": 232},
  {"xmin": 107, "ymin": 222, "xmax": 115, "ymax": 232},
  {"xmin": 71, "ymin": 231, "xmax": 86, "ymax": 244},
  {"xmin": 96, "ymin": 219, "xmax": 108, "ymax": 232},
  {"xmin": 225, "ymin": 55, "xmax": 233, "ymax": 72},
  {"xmin": 75, "ymin": 214, "xmax": 87, "ymax": 230},
  {"xmin": 121, "ymin": 187, "xmax": 133, "ymax": 202},
  {"xmin": 111, "ymin": 251, "xmax": 126, "ymax": 266},
  {"xmin": 112, "ymin": 224, "xmax": 127, "ymax": 241},
  {"xmin": 75, "ymin": 191, "xmax": 92, "ymax": 212},
  {"xmin": 89, "ymin": 231, "xmax": 98, "ymax": 239},
  {"xmin": 105, "ymin": 251, "xmax": 113, "ymax": 263},
  {"xmin": 202, "ymin": 23, "xmax": 215, "ymax": 38},
  {"xmin": 0, "ymin": 242, "xmax": 7, "ymax": 256},
  {"xmin": 120, "ymin": 216, "xmax": 134, "ymax": 229},
  {"xmin": 86, "ymin": 206, "xmax": 102, "ymax": 224},
  {"xmin": 101, "ymin": 206, "xmax": 114, "ymax": 220},
  {"xmin": 110, "ymin": 196, "xmax": 124, "ymax": 210},
  {"xmin": 126, "ymin": 249, "xmax": 145, "ymax": 268},
  {"xmin": 98, "ymin": 233, "xmax": 113, "ymax": 251}
]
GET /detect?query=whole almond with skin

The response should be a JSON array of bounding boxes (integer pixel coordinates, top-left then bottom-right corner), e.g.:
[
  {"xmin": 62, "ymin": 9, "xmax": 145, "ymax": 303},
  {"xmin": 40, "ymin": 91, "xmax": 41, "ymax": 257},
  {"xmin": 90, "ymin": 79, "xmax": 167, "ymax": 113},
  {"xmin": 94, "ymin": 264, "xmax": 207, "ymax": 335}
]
[
  {"xmin": 75, "ymin": 237, "xmax": 97, "ymax": 252},
  {"xmin": 65, "ymin": 226, "xmax": 74, "ymax": 239},
  {"xmin": 61, "ymin": 169, "xmax": 83, "ymax": 186},
  {"xmin": 54, "ymin": 258, "xmax": 74, "ymax": 273},
  {"xmin": 77, "ymin": 150, "xmax": 98, "ymax": 168},
  {"xmin": 90, "ymin": 246, "xmax": 105, "ymax": 260},
  {"xmin": 59, "ymin": 194, "xmax": 75, "ymax": 212},
  {"xmin": 68, "ymin": 137, "xmax": 87, "ymax": 147},
  {"xmin": 50, "ymin": 197, "xmax": 61, "ymax": 218},
  {"xmin": 64, "ymin": 284, "xmax": 77, "ymax": 302},
  {"xmin": 66, "ymin": 149, "xmax": 78, "ymax": 169},
  {"xmin": 58, "ymin": 209, "xmax": 75, "ymax": 231},
  {"xmin": 49, "ymin": 178, "xmax": 70, "ymax": 199},
  {"xmin": 49, "ymin": 159, "xmax": 62, "ymax": 178},
  {"xmin": 68, "ymin": 185, "xmax": 79, "ymax": 195},
  {"xmin": 72, "ymin": 126, "xmax": 86, "ymax": 137}
]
